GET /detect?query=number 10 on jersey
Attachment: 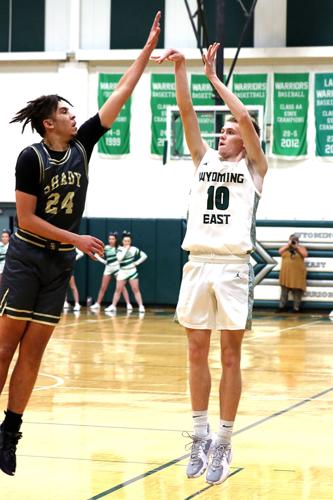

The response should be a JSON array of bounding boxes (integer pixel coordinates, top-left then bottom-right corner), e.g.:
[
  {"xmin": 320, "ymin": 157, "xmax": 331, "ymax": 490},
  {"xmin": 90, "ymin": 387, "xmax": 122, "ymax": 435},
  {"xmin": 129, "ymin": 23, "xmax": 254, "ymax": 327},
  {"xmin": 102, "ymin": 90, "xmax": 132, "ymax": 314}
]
[{"xmin": 206, "ymin": 186, "xmax": 230, "ymax": 210}]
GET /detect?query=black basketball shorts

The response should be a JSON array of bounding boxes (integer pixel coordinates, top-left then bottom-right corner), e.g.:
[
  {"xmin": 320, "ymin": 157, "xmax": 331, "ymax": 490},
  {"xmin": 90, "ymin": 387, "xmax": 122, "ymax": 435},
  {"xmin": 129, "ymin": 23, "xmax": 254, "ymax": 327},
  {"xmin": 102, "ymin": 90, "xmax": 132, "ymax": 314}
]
[{"xmin": 0, "ymin": 234, "xmax": 76, "ymax": 326}]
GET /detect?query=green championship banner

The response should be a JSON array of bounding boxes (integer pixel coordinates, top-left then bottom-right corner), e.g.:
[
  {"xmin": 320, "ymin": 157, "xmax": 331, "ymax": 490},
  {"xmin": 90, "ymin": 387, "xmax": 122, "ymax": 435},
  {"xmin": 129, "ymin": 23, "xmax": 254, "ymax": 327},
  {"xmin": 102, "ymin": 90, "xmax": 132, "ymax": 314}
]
[
  {"xmin": 232, "ymin": 73, "xmax": 267, "ymax": 110},
  {"xmin": 191, "ymin": 74, "xmax": 215, "ymax": 149},
  {"xmin": 314, "ymin": 73, "xmax": 333, "ymax": 157},
  {"xmin": 272, "ymin": 73, "xmax": 309, "ymax": 157},
  {"xmin": 151, "ymin": 74, "xmax": 176, "ymax": 156},
  {"xmin": 98, "ymin": 74, "xmax": 131, "ymax": 155}
]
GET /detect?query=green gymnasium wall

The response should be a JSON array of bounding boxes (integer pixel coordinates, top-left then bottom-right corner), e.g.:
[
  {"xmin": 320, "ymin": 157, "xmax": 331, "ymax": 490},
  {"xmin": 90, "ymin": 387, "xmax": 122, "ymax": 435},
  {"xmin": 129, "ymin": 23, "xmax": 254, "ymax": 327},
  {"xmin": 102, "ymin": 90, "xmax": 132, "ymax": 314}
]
[{"xmin": 73, "ymin": 218, "xmax": 187, "ymax": 306}]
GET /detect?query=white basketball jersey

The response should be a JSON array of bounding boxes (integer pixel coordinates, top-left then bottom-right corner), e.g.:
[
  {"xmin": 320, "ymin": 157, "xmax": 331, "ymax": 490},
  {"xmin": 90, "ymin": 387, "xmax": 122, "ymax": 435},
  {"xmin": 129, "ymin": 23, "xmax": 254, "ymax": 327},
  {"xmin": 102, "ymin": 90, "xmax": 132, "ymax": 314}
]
[{"xmin": 182, "ymin": 148, "xmax": 260, "ymax": 255}]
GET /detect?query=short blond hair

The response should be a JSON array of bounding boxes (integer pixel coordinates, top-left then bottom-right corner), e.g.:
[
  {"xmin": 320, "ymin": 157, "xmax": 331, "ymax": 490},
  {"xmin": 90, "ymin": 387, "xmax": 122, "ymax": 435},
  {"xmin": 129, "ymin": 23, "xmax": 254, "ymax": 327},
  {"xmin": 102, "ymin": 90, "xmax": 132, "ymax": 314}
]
[{"xmin": 224, "ymin": 114, "xmax": 260, "ymax": 137}]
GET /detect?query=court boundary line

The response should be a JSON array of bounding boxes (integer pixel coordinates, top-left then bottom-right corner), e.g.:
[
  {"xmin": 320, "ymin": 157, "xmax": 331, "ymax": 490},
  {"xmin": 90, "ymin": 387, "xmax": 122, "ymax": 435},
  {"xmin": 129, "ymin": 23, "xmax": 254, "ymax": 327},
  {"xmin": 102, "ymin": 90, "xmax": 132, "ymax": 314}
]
[{"xmin": 87, "ymin": 385, "xmax": 333, "ymax": 499}]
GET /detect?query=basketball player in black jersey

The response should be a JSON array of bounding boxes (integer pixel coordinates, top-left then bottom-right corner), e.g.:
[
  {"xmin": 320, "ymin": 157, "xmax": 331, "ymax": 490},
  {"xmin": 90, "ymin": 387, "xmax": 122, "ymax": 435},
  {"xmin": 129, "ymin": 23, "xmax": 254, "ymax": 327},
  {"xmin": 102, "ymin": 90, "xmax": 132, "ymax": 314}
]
[{"xmin": 0, "ymin": 12, "xmax": 161, "ymax": 476}]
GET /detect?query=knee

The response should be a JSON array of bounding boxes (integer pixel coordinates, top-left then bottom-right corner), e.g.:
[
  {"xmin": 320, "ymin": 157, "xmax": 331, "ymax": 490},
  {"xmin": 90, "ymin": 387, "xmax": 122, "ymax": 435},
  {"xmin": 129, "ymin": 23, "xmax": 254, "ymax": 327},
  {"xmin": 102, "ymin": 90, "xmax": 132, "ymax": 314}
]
[
  {"xmin": 221, "ymin": 346, "xmax": 241, "ymax": 370},
  {"xmin": 0, "ymin": 344, "xmax": 16, "ymax": 366},
  {"xmin": 188, "ymin": 342, "xmax": 208, "ymax": 365}
]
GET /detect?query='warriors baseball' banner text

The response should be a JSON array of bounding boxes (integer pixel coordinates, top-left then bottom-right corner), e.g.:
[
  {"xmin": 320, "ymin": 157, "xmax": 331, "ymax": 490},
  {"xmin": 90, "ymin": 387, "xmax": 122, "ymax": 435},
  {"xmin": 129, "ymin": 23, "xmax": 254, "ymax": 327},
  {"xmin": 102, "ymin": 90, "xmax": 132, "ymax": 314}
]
[
  {"xmin": 272, "ymin": 73, "xmax": 309, "ymax": 158},
  {"xmin": 314, "ymin": 73, "xmax": 333, "ymax": 157},
  {"xmin": 98, "ymin": 74, "xmax": 131, "ymax": 155}
]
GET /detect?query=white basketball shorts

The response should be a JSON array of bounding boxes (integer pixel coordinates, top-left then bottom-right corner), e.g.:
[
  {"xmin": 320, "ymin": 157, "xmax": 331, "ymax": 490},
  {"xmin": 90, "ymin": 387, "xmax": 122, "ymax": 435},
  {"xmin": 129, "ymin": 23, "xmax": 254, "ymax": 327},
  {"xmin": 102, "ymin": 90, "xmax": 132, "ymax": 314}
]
[{"xmin": 176, "ymin": 256, "xmax": 254, "ymax": 331}]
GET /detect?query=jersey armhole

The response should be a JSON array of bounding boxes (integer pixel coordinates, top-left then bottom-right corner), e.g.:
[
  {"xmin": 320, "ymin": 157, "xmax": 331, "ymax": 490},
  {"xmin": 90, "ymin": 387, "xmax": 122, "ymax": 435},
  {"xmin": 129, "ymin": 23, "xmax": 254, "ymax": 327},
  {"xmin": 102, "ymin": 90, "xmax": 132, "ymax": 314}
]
[
  {"xmin": 28, "ymin": 145, "xmax": 45, "ymax": 184},
  {"xmin": 73, "ymin": 139, "xmax": 88, "ymax": 177}
]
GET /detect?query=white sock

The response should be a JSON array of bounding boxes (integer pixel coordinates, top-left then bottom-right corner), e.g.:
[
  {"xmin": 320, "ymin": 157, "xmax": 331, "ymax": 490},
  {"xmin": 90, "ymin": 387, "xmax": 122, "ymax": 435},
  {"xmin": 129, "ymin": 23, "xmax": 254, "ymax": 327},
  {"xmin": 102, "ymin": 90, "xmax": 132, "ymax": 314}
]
[
  {"xmin": 217, "ymin": 419, "xmax": 234, "ymax": 445},
  {"xmin": 192, "ymin": 410, "xmax": 209, "ymax": 438}
]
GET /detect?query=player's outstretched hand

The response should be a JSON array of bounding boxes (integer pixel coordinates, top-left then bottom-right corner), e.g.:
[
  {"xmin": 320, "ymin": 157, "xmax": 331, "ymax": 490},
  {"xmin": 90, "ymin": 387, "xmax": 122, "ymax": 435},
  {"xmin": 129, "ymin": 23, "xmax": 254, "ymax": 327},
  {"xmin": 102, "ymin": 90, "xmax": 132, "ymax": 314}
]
[
  {"xmin": 145, "ymin": 11, "xmax": 161, "ymax": 51},
  {"xmin": 75, "ymin": 235, "xmax": 104, "ymax": 260},
  {"xmin": 151, "ymin": 48, "xmax": 185, "ymax": 65},
  {"xmin": 203, "ymin": 43, "xmax": 220, "ymax": 80}
]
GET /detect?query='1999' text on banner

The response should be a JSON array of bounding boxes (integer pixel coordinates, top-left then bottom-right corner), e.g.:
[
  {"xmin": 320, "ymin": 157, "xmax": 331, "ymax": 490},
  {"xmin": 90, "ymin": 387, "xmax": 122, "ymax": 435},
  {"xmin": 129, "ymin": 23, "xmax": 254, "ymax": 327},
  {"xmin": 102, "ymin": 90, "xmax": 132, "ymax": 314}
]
[{"xmin": 98, "ymin": 73, "xmax": 131, "ymax": 156}]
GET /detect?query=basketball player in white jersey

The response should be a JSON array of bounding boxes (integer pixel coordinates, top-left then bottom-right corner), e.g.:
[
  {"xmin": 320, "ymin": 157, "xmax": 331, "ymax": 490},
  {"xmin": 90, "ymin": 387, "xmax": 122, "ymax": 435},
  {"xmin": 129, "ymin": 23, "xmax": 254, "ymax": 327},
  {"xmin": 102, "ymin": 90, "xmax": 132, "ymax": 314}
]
[{"xmin": 153, "ymin": 43, "xmax": 268, "ymax": 485}]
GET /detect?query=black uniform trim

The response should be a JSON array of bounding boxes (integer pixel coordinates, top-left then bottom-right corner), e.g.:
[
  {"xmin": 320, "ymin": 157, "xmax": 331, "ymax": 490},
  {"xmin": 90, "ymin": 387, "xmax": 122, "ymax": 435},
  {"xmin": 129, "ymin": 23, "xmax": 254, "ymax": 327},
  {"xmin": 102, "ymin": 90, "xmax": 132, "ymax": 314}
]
[
  {"xmin": 73, "ymin": 139, "xmax": 88, "ymax": 177},
  {"xmin": 29, "ymin": 145, "xmax": 45, "ymax": 184},
  {"xmin": 16, "ymin": 228, "xmax": 75, "ymax": 251},
  {"xmin": 0, "ymin": 288, "xmax": 9, "ymax": 315},
  {"xmin": 5, "ymin": 308, "xmax": 60, "ymax": 326}
]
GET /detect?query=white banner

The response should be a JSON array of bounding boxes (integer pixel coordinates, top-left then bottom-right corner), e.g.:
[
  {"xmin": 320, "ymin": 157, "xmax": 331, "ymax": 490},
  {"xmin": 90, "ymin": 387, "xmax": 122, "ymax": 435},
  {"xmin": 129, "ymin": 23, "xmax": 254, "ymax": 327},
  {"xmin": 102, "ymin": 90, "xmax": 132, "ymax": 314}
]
[
  {"xmin": 271, "ymin": 256, "xmax": 333, "ymax": 273},
  {"xmin": 257, "ymin": 226, "xmax": 333, "ymax": 243},
  {"xmin": 255, "ymin": 285, "xmax": 333, "ymax": 302}
]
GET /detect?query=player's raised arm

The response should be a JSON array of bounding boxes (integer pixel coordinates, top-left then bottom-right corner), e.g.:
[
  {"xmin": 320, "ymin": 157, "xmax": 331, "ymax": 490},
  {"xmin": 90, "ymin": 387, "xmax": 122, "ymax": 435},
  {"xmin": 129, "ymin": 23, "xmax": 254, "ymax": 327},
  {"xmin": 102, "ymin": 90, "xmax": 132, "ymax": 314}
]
[
  {"xmin": 152, "ymin": 49, "xmax": 208, "ymax": 167},
  {"xmin": 99, "ymin": 11, "xmax": 161, "ymax": 129},
  {"xmin": 203, "ymin": 43, "xmax": 268, "ymax": 178}
]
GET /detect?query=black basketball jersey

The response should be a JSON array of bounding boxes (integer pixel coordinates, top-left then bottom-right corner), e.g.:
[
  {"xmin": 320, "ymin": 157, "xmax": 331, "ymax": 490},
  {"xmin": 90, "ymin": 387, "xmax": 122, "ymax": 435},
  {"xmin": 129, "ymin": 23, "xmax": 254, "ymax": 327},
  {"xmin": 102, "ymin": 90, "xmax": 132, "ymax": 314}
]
[{"xmin": 28, "ymin": 140, "xmax": 88, "ymax": 233}]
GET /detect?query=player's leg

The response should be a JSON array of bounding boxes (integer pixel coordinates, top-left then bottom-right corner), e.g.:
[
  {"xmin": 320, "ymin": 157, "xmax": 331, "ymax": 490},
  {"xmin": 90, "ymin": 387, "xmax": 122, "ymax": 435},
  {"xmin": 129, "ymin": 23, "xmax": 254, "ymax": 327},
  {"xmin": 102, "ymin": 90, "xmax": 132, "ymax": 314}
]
[
  {"xmin": 0, "ymin": 321, "xmax": 54, "ymax": 476},
  {"xmin": 128, "ymin": 278, "xmax": 144, "ymax": 312},
  {"xmin": 7, "ymin": 322, "xmax": 55, "ymax": 413},
  {"xmin": 0, "ymin": 317, "xmax": 28, "ymax": 395},
  {"xmin": 0, "ymin": 239, "xmax": 74, "ymax": 476},
  {"xmin": 219, "ymin": 329, "xmax": 244, "ymax": 421},
  {"xmin": 207, "ymin": 261, "xmax": 249, "ymax": 484},
  {"xmin": 206, "ymin": 329, "xmax": 243, "ymax": 485},
  {"xmin": 185, "ymin": 328, "xmax": 214, "ymax": 478},
  {"xmin": 176, "ymin": 260, "xmax": 215, "ymax": 477},
  {"xmin": 187, "ymin": 328, "xmax": 212, "ymax": 411}
]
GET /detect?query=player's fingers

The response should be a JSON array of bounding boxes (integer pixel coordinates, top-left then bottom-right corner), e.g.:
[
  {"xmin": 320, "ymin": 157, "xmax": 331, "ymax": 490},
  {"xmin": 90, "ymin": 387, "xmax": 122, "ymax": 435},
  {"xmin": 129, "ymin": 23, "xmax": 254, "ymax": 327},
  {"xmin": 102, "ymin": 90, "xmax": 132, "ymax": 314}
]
[
  {"xmin": 92, "ymin": 237, "xmax": 104, "ymax": 246},
  {"xmin": 153, "ymin": 11, "xmax": 161, "ymax": 28},
  {"xmin": 212, "ymin": 43, "xmax": 219, "ymax": 56},
  {"xmin": 157, "ymin": 52, "xmax": 174, "ymax": 64},
  {"xmin": 94, "ymin": 245, "xmax": 104, "ymax": 255}
]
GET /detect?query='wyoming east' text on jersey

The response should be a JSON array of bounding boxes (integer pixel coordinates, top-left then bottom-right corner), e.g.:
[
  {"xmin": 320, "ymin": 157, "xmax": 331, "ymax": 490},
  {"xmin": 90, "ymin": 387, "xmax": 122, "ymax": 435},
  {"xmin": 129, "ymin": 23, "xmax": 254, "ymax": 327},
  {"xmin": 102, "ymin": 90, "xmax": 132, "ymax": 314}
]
[{"xmin": 182, "ymin": 148, "xmax": 261, "ymax": 255}]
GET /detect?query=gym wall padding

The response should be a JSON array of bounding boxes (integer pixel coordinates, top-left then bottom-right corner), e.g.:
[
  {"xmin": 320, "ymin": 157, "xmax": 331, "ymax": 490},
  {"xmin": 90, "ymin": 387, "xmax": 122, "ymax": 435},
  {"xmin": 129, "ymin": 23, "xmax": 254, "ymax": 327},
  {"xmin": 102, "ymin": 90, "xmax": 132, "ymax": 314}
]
[
  {"xmin": 155, "ymin": 219, "xmax": 184, "ymax": 304},
  {"xmin": 74, "ymin": 218, "xmax": 186, "ymax": 306}
]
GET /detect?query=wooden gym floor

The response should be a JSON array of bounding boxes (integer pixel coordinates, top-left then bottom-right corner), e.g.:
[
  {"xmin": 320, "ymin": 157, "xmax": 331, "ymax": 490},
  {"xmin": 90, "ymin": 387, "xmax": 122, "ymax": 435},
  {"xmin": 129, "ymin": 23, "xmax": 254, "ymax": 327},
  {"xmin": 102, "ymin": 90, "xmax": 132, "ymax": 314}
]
[{"xmin": 0, "ymin": 307, "xmax": 332, "ymax": 499}]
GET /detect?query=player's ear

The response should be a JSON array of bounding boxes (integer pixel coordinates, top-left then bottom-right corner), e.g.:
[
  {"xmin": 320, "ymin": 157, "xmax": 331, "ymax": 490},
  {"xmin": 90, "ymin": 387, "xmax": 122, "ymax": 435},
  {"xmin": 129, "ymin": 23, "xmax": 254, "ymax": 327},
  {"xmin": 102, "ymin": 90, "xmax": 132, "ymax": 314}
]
[{"xmin": 43, "ymin": 118, "xmax": 54, "ymax": 131}]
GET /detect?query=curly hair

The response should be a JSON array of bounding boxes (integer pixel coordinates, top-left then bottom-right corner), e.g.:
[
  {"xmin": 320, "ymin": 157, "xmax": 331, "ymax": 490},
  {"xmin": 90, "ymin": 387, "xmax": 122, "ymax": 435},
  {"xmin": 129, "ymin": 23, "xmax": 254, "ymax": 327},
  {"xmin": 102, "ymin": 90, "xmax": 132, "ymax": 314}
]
[{"xmin": 10, "ymin": 94, "xmax": 73, "ymax": 137}]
